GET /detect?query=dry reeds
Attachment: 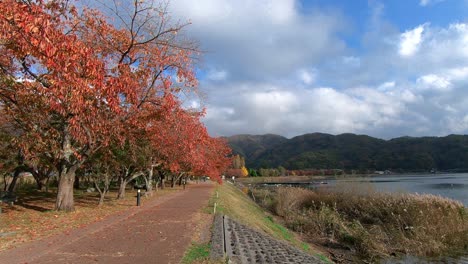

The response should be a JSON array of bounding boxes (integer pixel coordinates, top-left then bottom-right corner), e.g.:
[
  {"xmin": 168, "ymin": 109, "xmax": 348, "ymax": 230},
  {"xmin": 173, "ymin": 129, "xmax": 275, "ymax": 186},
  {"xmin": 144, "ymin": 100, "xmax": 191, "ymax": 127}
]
[{"xmin": 251, "ymin": 187, "xmax": 468, "ymax": 260}]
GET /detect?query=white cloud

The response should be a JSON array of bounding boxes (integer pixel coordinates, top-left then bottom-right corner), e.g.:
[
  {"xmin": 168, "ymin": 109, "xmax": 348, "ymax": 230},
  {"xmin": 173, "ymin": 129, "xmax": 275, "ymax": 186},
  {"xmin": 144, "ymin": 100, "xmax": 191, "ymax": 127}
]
[
  {"xmin": 399, "ymin": 24, "xmax": 426, "ymax": 57},
  {"xmin": 298, "ymin": 69, "xmax": 316, "ymax": 85},
  {"xmin": 342, "ymin": 56, "xmax": 361, "ymax": 67},
  {"xmin": 415, "ymin": 23, "xmax": 468, "ymax": 67},
  {"xmin": 416, "ymin": 74, "xmax": 452, "ymax": 91},
  {"xmin": 419, "ymin": 0, "xmax": 430, "ymax": 6},
  {"xmin": 207, "ymin": 69, "xmax": 228, "ymax": 81},
  {"xmin": 170, "ymin": 0, "xmax": 344, "ymax": 80},
  {"xmin": 447, "ymin": 67, "xmax": 468, "ymax": 80},
  {"xmin": 172, "ymin": 2, "xmax": 468, "ymax": 138},
  {"xmin": 443, "ymin": 115, "xmax": 468, "ymax": 134},
  {"xmin": 249, "ymin": 90, "xmax": 297, "ymax": 114},
  {"xmin": 202, "ymin": 82, "xmax": 419, "ymax": 137},
  {"xmin": 266, "ymin": 0, "xmax": 296, "ymax": 24},
  {"xmin": 377, "ymin": 81, "xmax": 395, "ymax": 91},
  {"xmin": 419, "ymin": 0, "xmax": 446, "ymax": 6}
]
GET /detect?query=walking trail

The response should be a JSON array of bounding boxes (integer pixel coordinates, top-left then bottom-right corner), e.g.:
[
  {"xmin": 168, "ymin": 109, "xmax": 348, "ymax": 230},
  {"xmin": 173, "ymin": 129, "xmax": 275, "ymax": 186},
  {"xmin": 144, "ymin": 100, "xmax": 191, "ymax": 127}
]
[{"xmin": 0, "ymin": 182, "xmax": 214, "ymax": 264}]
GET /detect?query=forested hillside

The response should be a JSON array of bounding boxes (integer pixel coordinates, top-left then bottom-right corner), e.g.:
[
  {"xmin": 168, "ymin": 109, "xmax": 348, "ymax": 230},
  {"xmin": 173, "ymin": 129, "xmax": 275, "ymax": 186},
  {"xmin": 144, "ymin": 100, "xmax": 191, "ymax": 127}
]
[{"xmin": 226, "ymin": 133, "xmax": 468, "ymax": 171}]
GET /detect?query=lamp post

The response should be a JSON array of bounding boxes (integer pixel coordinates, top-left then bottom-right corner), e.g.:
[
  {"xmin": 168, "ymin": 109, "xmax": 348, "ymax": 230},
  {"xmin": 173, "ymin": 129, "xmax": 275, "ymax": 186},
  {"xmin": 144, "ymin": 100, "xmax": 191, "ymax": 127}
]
[{"xmin": 137, "ymin": 189, "xmax": 141, "ymax": 206}]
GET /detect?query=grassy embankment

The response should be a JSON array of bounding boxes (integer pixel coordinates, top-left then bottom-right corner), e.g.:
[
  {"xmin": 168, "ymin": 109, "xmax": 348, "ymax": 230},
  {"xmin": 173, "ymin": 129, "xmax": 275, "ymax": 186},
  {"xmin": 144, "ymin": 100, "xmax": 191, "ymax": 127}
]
[
  {"xmin": 182, "ymin": 181, "xmax": 332, "ymax": 264},
  {"xmin": 251, "ymin": 185, "xmax": 468, "ymax": 262}
]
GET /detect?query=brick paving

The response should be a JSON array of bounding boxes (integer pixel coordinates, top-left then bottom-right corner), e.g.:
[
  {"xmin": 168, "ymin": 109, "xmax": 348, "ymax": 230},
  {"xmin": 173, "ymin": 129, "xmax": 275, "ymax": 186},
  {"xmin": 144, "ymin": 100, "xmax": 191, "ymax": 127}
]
[{"xmin": 0, "ymin": 183, "xmax": 214, "ymax": 264}]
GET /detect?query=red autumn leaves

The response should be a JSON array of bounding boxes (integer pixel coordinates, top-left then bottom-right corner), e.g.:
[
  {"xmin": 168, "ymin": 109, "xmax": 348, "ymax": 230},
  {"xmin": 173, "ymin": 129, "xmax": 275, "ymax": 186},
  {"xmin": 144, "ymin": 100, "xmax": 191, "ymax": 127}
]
[{"xmin": 0, "ymin": 0, "xmax": 230, "ymax": 211}]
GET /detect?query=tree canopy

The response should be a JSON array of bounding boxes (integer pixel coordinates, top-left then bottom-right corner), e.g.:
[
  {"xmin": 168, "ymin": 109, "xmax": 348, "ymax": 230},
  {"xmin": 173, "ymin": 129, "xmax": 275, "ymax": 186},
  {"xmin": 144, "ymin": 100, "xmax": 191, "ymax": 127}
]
[{"xmin": 0, "ymin": 0, "xmax": 231, "ymax": 211}]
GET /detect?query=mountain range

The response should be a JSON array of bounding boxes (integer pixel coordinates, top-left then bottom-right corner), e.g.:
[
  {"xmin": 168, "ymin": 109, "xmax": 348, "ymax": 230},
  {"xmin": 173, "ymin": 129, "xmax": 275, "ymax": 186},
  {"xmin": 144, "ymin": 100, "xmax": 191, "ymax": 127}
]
[{"xmin": 224, "ymin": 133, "xmax": 468, "ymax": 172}]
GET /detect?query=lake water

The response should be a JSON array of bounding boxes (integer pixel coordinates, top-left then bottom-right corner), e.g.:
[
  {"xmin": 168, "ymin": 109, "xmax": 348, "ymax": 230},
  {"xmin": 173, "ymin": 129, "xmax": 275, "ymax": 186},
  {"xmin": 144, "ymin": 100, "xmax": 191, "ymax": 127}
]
[
  {"xmin": 258, "ymin": 173, "xmax": 468, "ymax": 206},
  {"xmin": 325, "ymin": 173, "xmax": 468, "ymax": 206}
]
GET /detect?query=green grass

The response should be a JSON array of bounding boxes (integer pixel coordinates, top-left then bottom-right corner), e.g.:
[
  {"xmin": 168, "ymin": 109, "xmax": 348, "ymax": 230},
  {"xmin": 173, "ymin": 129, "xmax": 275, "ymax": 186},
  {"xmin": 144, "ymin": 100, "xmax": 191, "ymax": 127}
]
[
  {"xmin": 265, "ymin": 215, "xmax": 293, "ymax": 241},
  {"xmin": 316, "ymin": 253, "xmax": 334, "ymax": 264},
  {"xmin": 203, "ymin": 190, "xmax": 221, "ymax": 215},
  {"xmin": 213, "ymin": 182, "xmax": 330, "ymax": 262},
  {"xmin": 182, "ymin": 243, "xmax": 211, "ymax": 264}
]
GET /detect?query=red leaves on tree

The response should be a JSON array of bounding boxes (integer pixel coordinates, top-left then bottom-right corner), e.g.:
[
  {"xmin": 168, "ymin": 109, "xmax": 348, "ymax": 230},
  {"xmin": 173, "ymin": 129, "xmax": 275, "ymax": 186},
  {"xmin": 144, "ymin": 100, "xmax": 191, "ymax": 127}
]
[{"xmin": 0, "ymin": 0, "xmax": 231, "ymax": 210}]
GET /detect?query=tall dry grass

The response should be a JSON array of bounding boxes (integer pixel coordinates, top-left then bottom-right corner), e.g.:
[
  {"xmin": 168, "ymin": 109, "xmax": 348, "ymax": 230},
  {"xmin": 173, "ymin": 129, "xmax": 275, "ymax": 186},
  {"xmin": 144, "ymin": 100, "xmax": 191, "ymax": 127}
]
[{"xmin": 251, "ymin": 187, "xmax": 468, "ymax": 260}]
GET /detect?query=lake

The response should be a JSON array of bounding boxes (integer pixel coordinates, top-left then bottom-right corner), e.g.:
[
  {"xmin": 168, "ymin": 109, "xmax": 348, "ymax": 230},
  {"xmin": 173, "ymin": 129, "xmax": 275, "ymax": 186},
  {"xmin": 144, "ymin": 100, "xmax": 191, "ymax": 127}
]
[
  {"xmin": 258, "ymin": 173, "xmax": 468, "ymax": 206},
  {"xmin": 326, "ymin": 173, "xmax": 468, "ymax": 206}
]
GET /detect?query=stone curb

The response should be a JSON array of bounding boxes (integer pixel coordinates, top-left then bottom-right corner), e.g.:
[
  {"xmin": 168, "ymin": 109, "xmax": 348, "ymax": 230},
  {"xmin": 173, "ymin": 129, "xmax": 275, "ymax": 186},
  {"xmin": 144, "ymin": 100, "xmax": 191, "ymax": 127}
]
[{"xmin": 210, "ymin": 214, "xmax": 225, "ymax": 260}]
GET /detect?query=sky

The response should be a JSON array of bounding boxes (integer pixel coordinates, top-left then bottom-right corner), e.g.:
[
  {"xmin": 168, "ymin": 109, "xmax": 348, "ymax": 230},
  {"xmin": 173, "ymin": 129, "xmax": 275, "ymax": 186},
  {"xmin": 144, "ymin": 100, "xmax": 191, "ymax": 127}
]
[{"xmin": 167, "ymin": 0, "xmax": 468, "ymax": 139}]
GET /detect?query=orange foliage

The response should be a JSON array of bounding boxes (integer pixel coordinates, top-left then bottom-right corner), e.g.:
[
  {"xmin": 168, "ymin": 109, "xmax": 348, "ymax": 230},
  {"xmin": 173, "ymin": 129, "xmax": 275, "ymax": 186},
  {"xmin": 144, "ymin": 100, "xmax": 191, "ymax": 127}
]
[{"xmin": 0, "ymin": 0, "xmax": 232, "ymax": 210}]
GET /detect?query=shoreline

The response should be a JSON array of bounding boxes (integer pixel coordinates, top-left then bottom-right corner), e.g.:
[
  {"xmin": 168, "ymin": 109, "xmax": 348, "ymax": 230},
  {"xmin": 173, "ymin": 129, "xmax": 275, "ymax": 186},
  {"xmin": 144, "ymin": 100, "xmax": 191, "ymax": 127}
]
[
  {"xmin": 245, "ymin": 183, "xmax": 468, "ymax": 263},
  {"xmin": 239, "ymin": 173, "xmax": 468, "ymax": 207}
]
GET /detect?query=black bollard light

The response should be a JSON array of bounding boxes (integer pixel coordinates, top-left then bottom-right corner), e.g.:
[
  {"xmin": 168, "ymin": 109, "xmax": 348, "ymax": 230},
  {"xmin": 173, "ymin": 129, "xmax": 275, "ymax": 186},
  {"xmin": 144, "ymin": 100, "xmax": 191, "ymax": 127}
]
[
  {"xmin": 183, "ymin": 179, "xmax": 186, "ymax": 190},
  {"xmin": 137, "ymin": 189, "xmax": 141, "ymax": 206}
]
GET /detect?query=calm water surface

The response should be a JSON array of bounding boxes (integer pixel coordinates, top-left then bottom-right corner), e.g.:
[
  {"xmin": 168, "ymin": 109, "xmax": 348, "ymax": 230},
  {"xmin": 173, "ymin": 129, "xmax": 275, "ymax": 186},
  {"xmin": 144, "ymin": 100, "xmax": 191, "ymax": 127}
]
[{"xmin": 326, "ymin": 173, "xmax": 468, "ymax": 206}]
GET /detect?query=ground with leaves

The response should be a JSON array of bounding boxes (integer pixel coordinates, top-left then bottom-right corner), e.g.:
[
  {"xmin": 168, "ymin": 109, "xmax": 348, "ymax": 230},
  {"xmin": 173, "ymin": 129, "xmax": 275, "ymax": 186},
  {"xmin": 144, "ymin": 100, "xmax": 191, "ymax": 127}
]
[{"xmin": 0, "ymin": 183, "xmax": 213, "ymax": 263}]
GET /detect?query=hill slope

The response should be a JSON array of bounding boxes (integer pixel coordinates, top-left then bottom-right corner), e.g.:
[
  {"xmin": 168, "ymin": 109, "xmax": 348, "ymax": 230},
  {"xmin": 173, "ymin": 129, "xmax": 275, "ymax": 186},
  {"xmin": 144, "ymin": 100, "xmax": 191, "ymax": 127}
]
[
  {"xmin": 225, "ymin": 133, "xmax": 468, "ymax": 171},
  {"xmin": 224, "ymin": 134, "xmax": 287, "ymax": 167}
]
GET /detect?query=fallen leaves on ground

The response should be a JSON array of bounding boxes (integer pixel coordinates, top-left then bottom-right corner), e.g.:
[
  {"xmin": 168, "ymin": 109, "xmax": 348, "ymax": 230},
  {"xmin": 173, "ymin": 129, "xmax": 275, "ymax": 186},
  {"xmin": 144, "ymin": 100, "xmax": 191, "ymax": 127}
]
[{"xmin": 0, "ymin": 188, "xmax": 178, "ymax": 251}]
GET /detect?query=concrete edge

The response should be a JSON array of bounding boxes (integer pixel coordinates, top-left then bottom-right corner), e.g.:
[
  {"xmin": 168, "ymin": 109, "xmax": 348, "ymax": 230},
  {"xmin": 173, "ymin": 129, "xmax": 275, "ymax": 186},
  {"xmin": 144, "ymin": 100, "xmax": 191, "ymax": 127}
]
[{"xmin": 210, "ymin": 213, "xmax": 225, "ymax": 260}]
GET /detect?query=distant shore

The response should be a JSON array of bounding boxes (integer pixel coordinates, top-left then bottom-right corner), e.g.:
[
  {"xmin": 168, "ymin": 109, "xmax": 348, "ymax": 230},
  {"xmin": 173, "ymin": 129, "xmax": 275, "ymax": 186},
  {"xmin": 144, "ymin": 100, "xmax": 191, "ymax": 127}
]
[{"xmin": 238, "ymin": 172, "xmax": 468, "ymax": 184}]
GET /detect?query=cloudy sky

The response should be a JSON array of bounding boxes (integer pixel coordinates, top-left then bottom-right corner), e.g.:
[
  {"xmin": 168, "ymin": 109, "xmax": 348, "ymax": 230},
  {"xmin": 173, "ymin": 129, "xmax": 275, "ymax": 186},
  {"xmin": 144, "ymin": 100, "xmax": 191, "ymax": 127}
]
[{"xmin": 168, "ymin": 0, "xmax": 468, "ymax": 139}]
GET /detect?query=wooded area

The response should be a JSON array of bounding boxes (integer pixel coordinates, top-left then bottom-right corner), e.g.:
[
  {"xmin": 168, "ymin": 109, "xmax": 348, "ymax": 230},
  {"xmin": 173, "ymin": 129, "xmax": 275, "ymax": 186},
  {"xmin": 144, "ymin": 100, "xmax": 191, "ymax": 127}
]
[
  {"xmin": 227, "ymin": 133, "xmax": 468, "ymax": 172},
  {"xmin": 0, "ymin": 0, "xmax": 231, "ymax": 211}
]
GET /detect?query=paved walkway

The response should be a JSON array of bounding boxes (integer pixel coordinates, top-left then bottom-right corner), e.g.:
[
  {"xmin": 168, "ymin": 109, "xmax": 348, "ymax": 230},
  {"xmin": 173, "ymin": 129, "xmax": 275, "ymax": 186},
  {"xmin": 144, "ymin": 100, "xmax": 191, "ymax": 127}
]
[{"xmin": 0, "ymin": 183, "xmax": 214, "ymax": 264}]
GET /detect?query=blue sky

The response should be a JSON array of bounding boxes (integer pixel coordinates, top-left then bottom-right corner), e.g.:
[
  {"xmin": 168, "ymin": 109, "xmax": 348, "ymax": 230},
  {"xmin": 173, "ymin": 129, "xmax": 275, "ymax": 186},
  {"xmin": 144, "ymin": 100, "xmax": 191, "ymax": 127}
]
[{"xmin": 168, "ymin": 0, "xmax": 468, "ymax": 139}]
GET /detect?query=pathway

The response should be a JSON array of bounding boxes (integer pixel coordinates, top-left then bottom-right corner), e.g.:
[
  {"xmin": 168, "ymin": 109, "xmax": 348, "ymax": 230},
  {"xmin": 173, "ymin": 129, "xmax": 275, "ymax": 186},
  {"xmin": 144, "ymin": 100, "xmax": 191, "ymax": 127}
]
[{"xmin": 0, "ymin": 183, "xmax": 214, "ymax": 264}]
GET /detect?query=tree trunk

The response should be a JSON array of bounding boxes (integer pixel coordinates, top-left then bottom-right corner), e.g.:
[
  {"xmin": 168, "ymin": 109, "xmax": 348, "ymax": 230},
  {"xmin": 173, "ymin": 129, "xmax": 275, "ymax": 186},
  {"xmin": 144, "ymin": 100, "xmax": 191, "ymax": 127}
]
[
  {"xmin": 7, "ymin": 168, "xmax": 21, "ymax": 193},
  {"xmin": 171, "ymin": 175, "xmax": 175, "ymax": 188},
  {"xmin": 153, "ymin": 170, "xmax": 160, "ymax": 192},
  {"xmin": 74, "ymin": 175, "xmax": 80, "ymax": 189},
  {"xmin": 159, "ymin": 171, "xmax": 165, "ymax": 190},
  {"xmin": 98, "ymin": 192, "xmax": 106, "ymax": 206},
  {"xmin": 171, "ymin": 172, "xmax": 184, "ymax": 188},
  {"xmin": 55, "ymin": 168, "xmax": 76, "ymax": 212},
  {"xmin": 117, "ymin": 170, "xmax": 143, "ymax": 199},
  {"xmin": 117, "ymin": 176, "xmax": 126, "ymax": 199},
  {"xmin": 175, "ymin": 172, "xmax": 185, "ymax": 186},
  {"xmin": 154, "ymin": 176, "xmax": 159, "ymax": 192},
  {"xmin": 2, "ymin": 174, "xmax": 8, "ymax": 191},
  {"xmin": 33, "ymin": 169, "xmax": 51, "ymax": 192},
  {"xmin": 94, "ymin": 173, "xmax": 110, "ymax": 207},
  {"xmin": 36, "ymin": 178, "xmax": 46, "ymax": 191},
  {"xmin": 45, "ymin": 177, "xmax": 50, "ymax": 192},
  {"xmin": 178, "ymin": 175, "xmax": 183, "ymax": 186},
  {"xmin": 144, "ymin": 167, "xmax": 153, "ymax": 196},
  {"xmin": 55, "ymin": 125, "xmax": 79, "ymax": 212}
]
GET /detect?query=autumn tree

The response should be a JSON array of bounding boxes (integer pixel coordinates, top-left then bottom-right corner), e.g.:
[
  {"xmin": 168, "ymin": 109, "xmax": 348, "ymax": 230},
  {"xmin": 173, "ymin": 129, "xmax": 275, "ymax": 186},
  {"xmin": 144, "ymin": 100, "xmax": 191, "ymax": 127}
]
[
  {"xmin": 78, "ymin": 0, "xmax": 199, "ymax": 196},
  {"xmin": 0, "ymin": 0, "xmax": 229, "ymax": 211},
  {"xmin": 226, "ymin": 154, "xmax": 248, "ymax": 177},
  {"xmin": 0, "ymin": 116, "xmax": 17, "ymax": 191},
  {"xmin": 0, "ymin": 1, "xmax": 134, "ymax": 211}
]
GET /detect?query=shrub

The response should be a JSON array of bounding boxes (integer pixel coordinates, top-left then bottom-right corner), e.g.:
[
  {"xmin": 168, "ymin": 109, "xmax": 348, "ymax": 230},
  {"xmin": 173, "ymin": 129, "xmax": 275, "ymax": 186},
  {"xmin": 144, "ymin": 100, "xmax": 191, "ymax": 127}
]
[{"xmin": 252, "ymin": 187, "xmax": 468, "ymax": 261}]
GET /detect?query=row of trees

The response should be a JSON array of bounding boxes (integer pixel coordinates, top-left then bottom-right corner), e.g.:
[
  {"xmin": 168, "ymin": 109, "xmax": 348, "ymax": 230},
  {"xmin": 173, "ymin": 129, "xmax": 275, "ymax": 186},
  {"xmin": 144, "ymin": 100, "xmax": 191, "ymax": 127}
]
[
  {"xmin": 0, "ymin": 0, "xmax": 231, "ymax": 211},
  {"xmin": 225, "ymin": 154, "xmax": 248, "ymax": 178},
  {"xmin": 246, "ymin": 167, "xmax": 349, "ymax": 177}
]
